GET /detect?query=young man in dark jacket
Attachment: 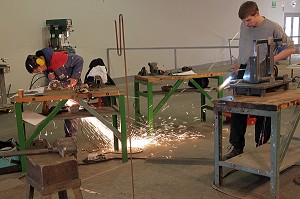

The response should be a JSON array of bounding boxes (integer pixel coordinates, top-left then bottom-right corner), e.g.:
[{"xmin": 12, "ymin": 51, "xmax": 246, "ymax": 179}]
[{"xmin": 25, "ymin": 47, "xmax": 84, "ymax": 138}]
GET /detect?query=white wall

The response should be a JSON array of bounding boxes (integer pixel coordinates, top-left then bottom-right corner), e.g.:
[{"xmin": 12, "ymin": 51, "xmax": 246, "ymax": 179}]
[{"xmin": 0, "ymin": 0, "xmax": 299, "ymax": 92}]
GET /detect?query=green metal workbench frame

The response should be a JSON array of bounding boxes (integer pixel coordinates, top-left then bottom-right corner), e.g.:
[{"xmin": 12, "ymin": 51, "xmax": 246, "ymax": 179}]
[
  {"xmin": 14, "ymin": 87, "xmax": 127, "ymax": 172},
  {"xmin": 134, "ymin": 72, "xmax": 224, "ymax": 133}
]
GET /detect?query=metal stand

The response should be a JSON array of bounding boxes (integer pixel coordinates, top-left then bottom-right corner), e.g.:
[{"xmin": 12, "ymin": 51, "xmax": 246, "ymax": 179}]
[
  {"xmin": 14, "ymin": 87, "xmax": 128, "ymax": 172},
  {"xmin": 213, "ymin": 91, "xmax": 300, "ymax": 198},
  {"xmin": 26, "ymin": 154, "xmax": 83, "ymax": 199},
  {"xmin": 134, "ymin": 73, "xmax": 223, "ymax": 134}
]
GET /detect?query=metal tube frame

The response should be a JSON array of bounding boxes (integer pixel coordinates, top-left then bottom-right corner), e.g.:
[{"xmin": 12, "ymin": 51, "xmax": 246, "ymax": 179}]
[
  {"xmin": 214, "ymin": 103, "xmax": 300, "ymax": 198},
  {"xmin": 134, "ymin": 76, "xmax": 223, "ymax": 134},
  {"xmin": 107, "ymin": 45, "xmax": 238, "ymax": 75},
  {"xmin": 15, "ymin": 96, "xmax": 127, "ymax": 172}
]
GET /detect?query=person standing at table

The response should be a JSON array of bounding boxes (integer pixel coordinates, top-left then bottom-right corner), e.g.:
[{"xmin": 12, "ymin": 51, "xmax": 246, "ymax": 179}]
[{"xmin": 224, "ymin": 1, "xmax": 296, "ymax": 160}]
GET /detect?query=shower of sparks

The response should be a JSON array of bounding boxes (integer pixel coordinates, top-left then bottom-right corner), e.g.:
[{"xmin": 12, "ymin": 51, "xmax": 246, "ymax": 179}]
[
  {"xmin": 79, "ymin": 113, "xmax": 208, "ymax": 151},
  {"xmin": 24, "ymin": 93, "xmax": 211, "ymax": 152},
  {"xmin": 81, "ymin": 117, "xmax": 114, "ymax": 149},
  {"xmin": 160, "ymin": 104, "xmax": 169, "ymax": 112}
]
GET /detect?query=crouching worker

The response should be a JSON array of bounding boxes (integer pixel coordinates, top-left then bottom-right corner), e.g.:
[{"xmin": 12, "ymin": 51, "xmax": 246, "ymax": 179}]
[{"xmin": 25, "ymin": 47, "xmax": 84, "ymax": 138}]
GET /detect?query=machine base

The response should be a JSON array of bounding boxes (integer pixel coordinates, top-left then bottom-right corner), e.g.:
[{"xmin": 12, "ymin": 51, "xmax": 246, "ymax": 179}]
[{"xmin": 231, "ymin": 80, "xmax": 290, "ymax": 96}]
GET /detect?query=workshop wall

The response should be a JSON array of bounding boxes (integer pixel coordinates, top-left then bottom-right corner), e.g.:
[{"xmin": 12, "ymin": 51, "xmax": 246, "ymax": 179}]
[{"xmin": 0, "ymin": 0, "xmax": 298, "ymax": 93}]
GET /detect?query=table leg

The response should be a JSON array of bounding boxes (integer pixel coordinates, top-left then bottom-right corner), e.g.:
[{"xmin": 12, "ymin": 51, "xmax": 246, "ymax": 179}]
[
  {"xmin": 201, "ymin": 93, "xmax": 206, "ymax": 121},
  {"xmin": 147, "ymin": 82, "xmax": 154, "ymax": 134},
  {"xmin": 270, "ymin": 111, "xmax": 281, "ymax": 199},
  {"xmin": 188, "ymin": 78, "xmax": 213, "ymax": 122},
  {"xmin": 134, "ymin": 80, "xmax": 141, "ymax": 123},
  {"xmin": 119, "ymin": 95, "xmax": 128, "ymax": 162},
  {"xmin": 25, "ymin": 100, "xmax": 67, "ymax": 148},
  {"xmin": 111, "ymin": 97, "xmax": 119, "ymax": 151},
  {"xmin": 15, "ymin": 103, "xmax": 27, "ymax": 172},
  {"xmin": 214, "ymin": 107, "xmax": 223, "ymax": 186}
]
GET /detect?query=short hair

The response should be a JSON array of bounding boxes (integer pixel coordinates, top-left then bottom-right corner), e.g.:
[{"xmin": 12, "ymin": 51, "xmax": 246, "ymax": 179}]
[
  {"xmin": 25, "ymin": 55, "xmax": 39, "ymax": 73},
  {"xmin": 238, "ymin": 1, "xmax": 259, "ymax": 20}
]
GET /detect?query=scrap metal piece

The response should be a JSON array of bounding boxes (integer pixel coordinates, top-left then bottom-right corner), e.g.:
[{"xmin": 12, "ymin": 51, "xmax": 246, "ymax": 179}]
[
  {"xmin": 75, "ymin": 83, "xmax": 89, "ymax": 93},
  {"xmin": 0, "ymin": 137, "xmax": 77, "ymax": 158},
  {"xmin": 55, "ymin": 137, "xmax": 78, "ymax": 158}
]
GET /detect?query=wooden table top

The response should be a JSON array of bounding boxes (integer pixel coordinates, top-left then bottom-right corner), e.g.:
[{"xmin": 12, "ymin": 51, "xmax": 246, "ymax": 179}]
[
  {"xmin": 214, "ymin": 89, "xmax": 300, "ymax": 111},
  {"xmin": 14, "ymin": 86, "xmax": 124, "ymax": 103},
  {"xmin": 134, "ymin": 72, "xmax": 224, "ymax": 82}
]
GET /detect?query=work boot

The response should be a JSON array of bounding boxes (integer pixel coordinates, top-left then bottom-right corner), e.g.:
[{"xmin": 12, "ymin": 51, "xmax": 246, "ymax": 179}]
[{"xmin": 223, "ymin": 147, "xmax": 243, "ymax": 160}]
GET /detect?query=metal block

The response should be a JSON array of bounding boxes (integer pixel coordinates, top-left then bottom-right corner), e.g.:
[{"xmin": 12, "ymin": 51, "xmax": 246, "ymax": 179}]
[
  {"xmin": 26, "ymin": 153, "xmax": 78, "ymax": 187},
  {"xmin": 231, "ymin": 81, "xmax": 289, "ymax": 96}
]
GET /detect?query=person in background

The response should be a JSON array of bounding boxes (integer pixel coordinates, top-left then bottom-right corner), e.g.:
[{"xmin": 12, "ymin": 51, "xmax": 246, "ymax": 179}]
[
  {"xmin": 25, "ymin": 47, "xmax": 84, "ymax": 138},
  {"xmin": 224, "ymin": 1, "xmax": 296, "ymax": 160}
]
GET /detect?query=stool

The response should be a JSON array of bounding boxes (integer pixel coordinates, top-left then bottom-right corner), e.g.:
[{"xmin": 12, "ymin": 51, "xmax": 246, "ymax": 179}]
[{"xmin": 26, "ymin": 153, "xmax": 83, "ymax": 199}]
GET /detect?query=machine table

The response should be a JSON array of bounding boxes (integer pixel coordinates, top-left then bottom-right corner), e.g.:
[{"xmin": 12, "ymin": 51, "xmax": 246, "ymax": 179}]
[{"xmin": 214, "ymin": 89, "xmax": 300, "ymax": 198}]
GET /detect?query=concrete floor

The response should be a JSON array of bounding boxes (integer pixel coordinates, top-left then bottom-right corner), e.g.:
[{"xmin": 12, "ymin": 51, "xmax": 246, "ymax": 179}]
[{"xmin": 0, "ymin": 65, "xmax": 300, "ymax": 199}]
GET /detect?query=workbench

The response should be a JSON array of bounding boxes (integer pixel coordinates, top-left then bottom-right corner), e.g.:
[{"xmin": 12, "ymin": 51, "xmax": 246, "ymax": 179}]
[
  {"xmin": 14, "ymin": 86, "xmax": 127, "ymax": 172},
  {"xmin": 213, "ymin": 89, "xmax": 300, "ymax": 198},
  {"xmin": 134, "ymin": 72, "xmax": 223, "ymax": 133}
]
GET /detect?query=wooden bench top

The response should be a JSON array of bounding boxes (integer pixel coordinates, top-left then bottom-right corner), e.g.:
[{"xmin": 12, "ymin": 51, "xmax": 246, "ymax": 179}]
[
  {"xmin": 134, "ymin": 72, "xmax": 224, "ymax": 82},
  {"xmin": 14, "ymin": 86, "xmax": 124, "ymax": 103},
  {"xmin": 214, "ymin": 89, "xmax": 300, "ymax": 111}
]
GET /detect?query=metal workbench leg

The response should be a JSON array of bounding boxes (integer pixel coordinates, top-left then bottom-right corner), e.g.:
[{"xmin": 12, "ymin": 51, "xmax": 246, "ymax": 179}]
[
  {"xmin": 15, "ymin": 103, "xmax": 27, "ymax": 172},
  {"xmin": 147, "ymin": 82, "xmax": 154, "ymax": 134},
  {"xmin": 279, "ymin": 104, "xmax": 300, "ymax": 164},
  {"xmin": 119, "ymin": 95, "xmax": 128, "ymax": 162},
  {"xmin": 214, "ymin": 107, "xmax": 223, "ymax": 186},
  {"xmin": 111, "ymin": 97, "xmax": 119, "ymax": 151},
  {"xmin": 188, "ymin": 78, "xmax": 213, "ymax": 122},
  {"xmin": 200, "ymin": 93, "xmax": 206, "ymax": 121},
  {"xmin": 134, "ymin": 80, "xmax": 141, "ymax": 123},
  {"xmin": 270, "ymin": 111, "xmax": 281, "ymax": 199},
  {"xmin": 25, "ymin": 100, "xmax": 67, "ymax": 148}
]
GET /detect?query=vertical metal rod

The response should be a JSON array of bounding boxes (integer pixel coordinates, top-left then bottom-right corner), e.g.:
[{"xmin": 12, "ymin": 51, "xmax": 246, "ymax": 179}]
[
  {"xmin": 174, "ymin": 49, "xmax": 177, "ymax": 69},
  {"xmin": 228, "ymin": 39, "xmax": 233, "ymax": 65},
  {"xmin": 115, "ymin": 14, "xmax": 135, "ymax": 199}
]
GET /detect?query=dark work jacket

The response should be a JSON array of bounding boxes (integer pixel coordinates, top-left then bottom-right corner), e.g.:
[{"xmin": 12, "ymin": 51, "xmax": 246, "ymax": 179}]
[{"xmin": 36, "ymin": 48, "xmax": 84, "ymax": 87}]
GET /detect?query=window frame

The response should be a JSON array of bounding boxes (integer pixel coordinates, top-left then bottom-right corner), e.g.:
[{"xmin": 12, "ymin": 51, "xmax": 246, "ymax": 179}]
[{"xmin": 284, "ymin": 13, "xmax": 300, "ymax": 44}]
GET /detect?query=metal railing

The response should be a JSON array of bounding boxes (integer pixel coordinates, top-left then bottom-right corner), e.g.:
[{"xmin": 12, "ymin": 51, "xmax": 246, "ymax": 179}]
[{"xmin": 106, "ymin": 45, "xmax": 239, "ymax": 75}]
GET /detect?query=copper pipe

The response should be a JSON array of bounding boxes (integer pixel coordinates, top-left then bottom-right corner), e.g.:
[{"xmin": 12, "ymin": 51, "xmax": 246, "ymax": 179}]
[{"xmin": 114, "ymin": 14, "xmax": 135, "ymax": 199}]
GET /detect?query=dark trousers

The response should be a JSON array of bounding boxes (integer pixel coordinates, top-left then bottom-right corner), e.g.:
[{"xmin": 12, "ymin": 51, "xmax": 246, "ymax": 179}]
[
  {"xmin": 229, "ymin": 113, "xmax": 271, "ymax": 149},
  {"xmin": 229, "ymin": 64, "xmax": 271, "ymax": 149},
  {"xmin": 64, "ymin": 119, "xmax": 79, "ymax": 137}
]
